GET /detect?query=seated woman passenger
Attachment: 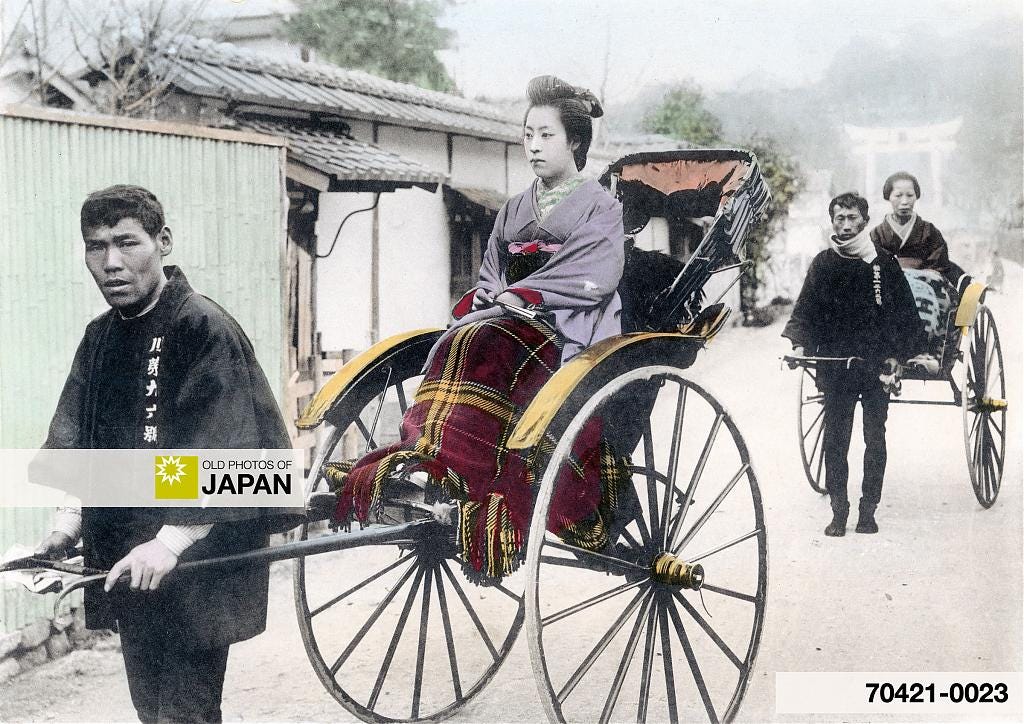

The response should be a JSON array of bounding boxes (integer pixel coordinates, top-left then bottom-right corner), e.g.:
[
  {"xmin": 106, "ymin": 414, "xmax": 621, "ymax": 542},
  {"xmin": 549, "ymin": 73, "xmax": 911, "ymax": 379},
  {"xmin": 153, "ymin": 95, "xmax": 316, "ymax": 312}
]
[
  {"xmin": 869, "ymin": 171, "xmax": 972, "ymax": 295},
  {"xmin": 329, "ymin": 76, "xmax": 629, "ymax": 579},
  {"xmin": 870, "ymin": 172, "xmax": 971, "ymax": 368}
]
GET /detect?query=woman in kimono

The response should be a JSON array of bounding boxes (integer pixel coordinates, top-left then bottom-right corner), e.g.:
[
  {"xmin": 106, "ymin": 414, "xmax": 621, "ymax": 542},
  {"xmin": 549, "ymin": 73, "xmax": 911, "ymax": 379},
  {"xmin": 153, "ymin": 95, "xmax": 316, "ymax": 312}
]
[
  {"xmin": 330, "ymin": 76, "xmax": 628, "ymax": 578},
  {"xmin": 869, "ymin": 171, "xmax": 972, "ymax": 366},
  {"xmin": 869, "ymin": 171, "xmax": 972, "ymax": 294}
]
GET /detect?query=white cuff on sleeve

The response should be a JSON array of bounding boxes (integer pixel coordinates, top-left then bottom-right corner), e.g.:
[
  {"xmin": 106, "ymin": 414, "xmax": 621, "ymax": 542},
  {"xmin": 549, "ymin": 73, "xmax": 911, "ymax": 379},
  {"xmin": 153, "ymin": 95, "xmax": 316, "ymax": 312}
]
[
  {"xmin": 53, "ymin": 507, "xmax": 82, "ymax": 540},
  {"xmin": 155, "ymin": 524, "xmax": 214, "ymax": 558}
]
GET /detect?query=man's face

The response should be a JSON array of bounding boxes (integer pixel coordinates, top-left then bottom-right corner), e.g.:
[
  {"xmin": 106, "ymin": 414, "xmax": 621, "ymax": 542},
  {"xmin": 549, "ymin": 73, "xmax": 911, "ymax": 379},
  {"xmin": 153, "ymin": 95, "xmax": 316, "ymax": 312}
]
[
  {"xmin": 83, "ymin": 218, "xmax": 171, "ymax": 315},
  {"xmin": 831, "ymin": 205, "xmax": 867, "ymax": 241}
]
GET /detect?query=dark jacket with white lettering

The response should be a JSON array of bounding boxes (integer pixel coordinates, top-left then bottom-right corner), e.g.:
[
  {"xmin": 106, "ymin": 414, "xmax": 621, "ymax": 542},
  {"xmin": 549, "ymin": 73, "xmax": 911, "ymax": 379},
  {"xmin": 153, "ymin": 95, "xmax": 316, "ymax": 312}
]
[
  {"xmin": 783, "ymin": 247, "xmax": 926, "ymax": 387},
  {"xmin": 43, "ymin": 267, "xmax": 301, "ymax": 644}
]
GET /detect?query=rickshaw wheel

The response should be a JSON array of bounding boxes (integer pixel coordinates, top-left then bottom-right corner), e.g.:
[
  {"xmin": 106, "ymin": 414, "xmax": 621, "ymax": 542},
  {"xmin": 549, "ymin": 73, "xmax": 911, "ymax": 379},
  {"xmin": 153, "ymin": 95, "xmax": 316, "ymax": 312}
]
[
  {"xmin": 962, "ymin": 305, "xmax": 1007, "ymax": 508},
  {"xmin": 797, "ymin": 366, "xmax": 827, "ymax": 495},
  {"xmin": 293, "ymin": 339, "xmax": 524, "ymax": 723},
  {"xmin": 525, "ymin": 365, "xmax": 767, "ymax": 724}
]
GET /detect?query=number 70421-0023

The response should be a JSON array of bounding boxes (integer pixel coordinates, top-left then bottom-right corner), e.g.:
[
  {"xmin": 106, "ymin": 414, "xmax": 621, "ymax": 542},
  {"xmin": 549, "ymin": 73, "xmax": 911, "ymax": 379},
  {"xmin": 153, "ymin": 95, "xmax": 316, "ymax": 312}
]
[{"xmin": 866, "ymin": 681, "xmax": 1009, "ymax": 704}]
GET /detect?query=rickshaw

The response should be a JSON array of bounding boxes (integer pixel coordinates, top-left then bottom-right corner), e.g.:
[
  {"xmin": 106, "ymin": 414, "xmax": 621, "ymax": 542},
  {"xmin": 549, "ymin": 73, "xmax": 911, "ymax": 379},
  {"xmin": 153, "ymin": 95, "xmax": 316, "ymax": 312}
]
[
  {"xmin": 786, "ymin": 275, "xmax": 1007, "ymax": 508},
  {"xmin": 8, "ymin": 149, "xmax": 772, "ymax": 724}
]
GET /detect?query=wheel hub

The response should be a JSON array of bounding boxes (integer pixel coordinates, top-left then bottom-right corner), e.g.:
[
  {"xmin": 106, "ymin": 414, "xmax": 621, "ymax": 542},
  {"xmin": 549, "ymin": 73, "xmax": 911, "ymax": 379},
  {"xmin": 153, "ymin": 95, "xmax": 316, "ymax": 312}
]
[
  {"xmin": 651, "ymin": 552, "xmax": 704, "ymax": 590},
  {"xmin": 972, "ymin": 397, "xmax": 1008, "ymax": 413}
]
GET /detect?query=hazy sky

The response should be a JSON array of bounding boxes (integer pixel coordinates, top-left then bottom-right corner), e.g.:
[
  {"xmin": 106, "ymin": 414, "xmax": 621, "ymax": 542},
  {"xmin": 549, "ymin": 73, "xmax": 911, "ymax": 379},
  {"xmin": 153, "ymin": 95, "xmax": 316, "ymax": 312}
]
[{"xmin": 440, "ymin": 0, "xmax": 1022, "ymax": 100}]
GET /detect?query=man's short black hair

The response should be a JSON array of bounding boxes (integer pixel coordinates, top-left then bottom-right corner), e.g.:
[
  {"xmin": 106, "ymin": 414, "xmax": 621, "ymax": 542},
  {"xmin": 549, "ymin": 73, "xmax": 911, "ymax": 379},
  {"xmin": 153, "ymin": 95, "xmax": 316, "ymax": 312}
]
[
  {"xmin": 828, "ymin": 192, "xmax": 869, "ymax": 222},
  {"xmin": 81, "ymin": 185, "xmax": 165, "ymax": 237},
  {"xmin": 882, "ymin": 171, "xmax": 920, "ymax": 200}
]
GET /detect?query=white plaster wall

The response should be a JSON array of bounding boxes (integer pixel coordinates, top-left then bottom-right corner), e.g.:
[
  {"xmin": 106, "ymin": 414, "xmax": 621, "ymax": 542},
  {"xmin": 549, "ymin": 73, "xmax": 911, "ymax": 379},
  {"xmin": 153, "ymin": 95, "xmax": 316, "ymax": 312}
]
[
  {"xmin": 315, "ymin": 192, "xmax": 376, "ymax": 352},
  {"xmin": 450, "ymin": 137, "xmax": 507, "ymax": 192},
  {"xmin": 377, "ymin": 125, "xmax": 448, "ymax": 170},
  {"xmin": 506, "ymin": 144, "xmax": 536, "ymax": 193},
  {"xmin": 377, "ymin": 188, "xmax": 451, "ymax": 339}
]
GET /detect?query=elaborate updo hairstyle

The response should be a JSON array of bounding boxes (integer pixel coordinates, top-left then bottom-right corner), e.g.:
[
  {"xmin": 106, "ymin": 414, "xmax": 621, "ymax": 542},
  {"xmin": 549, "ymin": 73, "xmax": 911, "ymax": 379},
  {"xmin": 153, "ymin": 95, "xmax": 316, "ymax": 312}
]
[
  {"xmin": 882, "ymin": 171, "xmax": 921, "ymax": 200},
  {"xmin": 524, "ymin": 75, "xmax": 603, "ymax": 171}
]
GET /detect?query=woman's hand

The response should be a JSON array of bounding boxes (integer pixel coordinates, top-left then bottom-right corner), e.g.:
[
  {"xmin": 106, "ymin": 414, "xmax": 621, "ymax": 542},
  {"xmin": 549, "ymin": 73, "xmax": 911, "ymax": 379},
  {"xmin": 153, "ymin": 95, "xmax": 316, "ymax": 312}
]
[{"xmin": 493, "ymin": 291, "xmax": 527, "ymax": 307}]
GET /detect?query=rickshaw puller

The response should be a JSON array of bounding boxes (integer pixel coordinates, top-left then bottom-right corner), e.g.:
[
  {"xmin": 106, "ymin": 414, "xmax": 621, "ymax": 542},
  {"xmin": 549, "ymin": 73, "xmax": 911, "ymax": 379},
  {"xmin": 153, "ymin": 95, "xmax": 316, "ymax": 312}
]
[
  {"xmin": 33, "ymin": 186, "xmax": 301, "ymax": 723},
  {"xmin": 784, "ymin": 192, "xmax": 925, "ymax": 536}
]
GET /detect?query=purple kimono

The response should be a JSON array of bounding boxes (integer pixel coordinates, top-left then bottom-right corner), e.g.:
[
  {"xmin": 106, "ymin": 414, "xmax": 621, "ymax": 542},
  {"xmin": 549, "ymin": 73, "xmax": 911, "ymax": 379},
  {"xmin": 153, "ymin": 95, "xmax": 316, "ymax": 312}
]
[{"xmin": 448, "ymin": 178, "xmax": 626, "ymax": 363}]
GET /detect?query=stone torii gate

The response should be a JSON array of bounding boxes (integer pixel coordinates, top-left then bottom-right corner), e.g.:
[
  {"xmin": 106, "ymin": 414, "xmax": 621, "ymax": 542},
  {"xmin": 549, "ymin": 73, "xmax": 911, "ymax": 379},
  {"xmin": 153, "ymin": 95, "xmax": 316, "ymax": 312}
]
[{"xmin": 845, "ymin": 118, "xmax": 962, "ymax": 209}]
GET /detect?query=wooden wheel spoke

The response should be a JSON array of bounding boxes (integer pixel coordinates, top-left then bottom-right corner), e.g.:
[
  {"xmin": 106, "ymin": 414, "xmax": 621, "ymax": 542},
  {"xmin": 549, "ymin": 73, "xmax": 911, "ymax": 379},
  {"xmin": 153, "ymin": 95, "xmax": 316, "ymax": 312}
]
[
  {"xmin": 367, "ymin": 565, "xmax": 425, "ymax": 711},
  {"xmin": 544, "ymin": 539, "xmax": 649, "ymax": 573},
  {"xmin": 330, "ymin": 559, "xmax": 419, "ymax": 675},
  {"xmin": 311, "ymin": 551, "xmax": 417, "ymax": 617},
  {"xmin": 660, "ymin": 385, "xmax": 688, "ymax": 549},
  {"xmin": 621, "ymin": 477, "xmax": 653, "ymax": 547},
  {"xmin": 489, "ymin": 580, "xmax": 524, "ymax": 603},
  {"xmin": 636, "ymin": 602, "xmax": 659, "ymax": 724},
  {"xmin": 658, "ymin": 604, "xmax": 679, "ymax": 723},
  {"xmin": 542, "ymin": 579, "xmax": 647, "ymax": 627},
  {"xmin": 354, "ymin": 417, "xmax": 379, "ymax": 453},
  {"xmin": 666, "ymin": 599, "xmax": 719, "ymax": 722},
  {"xmin": 967, "ymin": 411, "xmax": 983, "ymax": 444},
  {"xmin": 440, "ymin": 560, "xmax": 499, "ymax": 661},
  {"xmin": 672, "ymin": 591, "xmax": 743, "ymax": 669},
  {"xmin": 410, "ymin": 563, "xmax": 434, "ymax": 719},
  {"xmin": 643, "ymin": 423, "xmax": 662, "ymax": 539},
  {"xmin": 985, "ymin": 419, "xmax": 1004, "ymax": 470},
  {"xmin": 599, "ymin": 594, "xmax": 655, "ymax": 724},
  {"xmin": 674, "ymin": 464, "xmax": 749, "ymax": 555},
  {"xmin": 395, "ymin": 380, "xmax": 410, "ymax": 415},
  {"xmin": 813, "ymin": 425, "xmax": 826, "ymax": 479},
  {"xmin": 556, "ymin": 589, "xmax": 649, "ymax": 704},
  {"xmin": 667, "ymin": 413, "xmax": 725, "ymax": 548},
  {"xmin": 802, "ymin": 407, "xmax": 825, "ymax": 441},
  {"xmin": 701, "ymin": 583, "xmax": 757, "ymax": 604},
  {"xmin": 687, "ymin": 529, "xmax": 761, "ymax": 564},
  {"xmin": 433, "ymin": 566, "xmax": 464, "ymax": 703}
]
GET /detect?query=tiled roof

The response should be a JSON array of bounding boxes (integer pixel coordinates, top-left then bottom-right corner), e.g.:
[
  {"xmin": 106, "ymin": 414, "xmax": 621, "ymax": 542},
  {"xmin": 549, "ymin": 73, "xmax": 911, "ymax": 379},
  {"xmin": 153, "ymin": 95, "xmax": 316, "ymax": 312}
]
[
  {"xmin": 236, "ymin": 117, "xmax": 446, "ymax": 190},
  {"xmin": 163, "ymin": 36, "xmax": 522, "ymax": 142}
]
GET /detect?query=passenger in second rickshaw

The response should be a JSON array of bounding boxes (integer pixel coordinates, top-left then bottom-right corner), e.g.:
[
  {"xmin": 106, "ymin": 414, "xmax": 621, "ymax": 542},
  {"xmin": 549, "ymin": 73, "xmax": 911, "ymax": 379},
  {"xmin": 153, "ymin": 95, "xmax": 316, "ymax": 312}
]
[
  {"xmin": 870, "ymin": 171, "xmax": 973, "ymax": 370},
  {"xmin": 329, "ymin": 76, "xmax": 629, "ymax": 579}
]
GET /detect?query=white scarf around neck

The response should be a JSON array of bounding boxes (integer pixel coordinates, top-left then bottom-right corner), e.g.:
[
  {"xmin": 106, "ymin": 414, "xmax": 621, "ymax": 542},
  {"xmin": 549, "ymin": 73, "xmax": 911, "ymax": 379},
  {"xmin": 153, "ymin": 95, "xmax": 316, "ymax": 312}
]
[{"xmin": 830, "ymin": 227, "xmax": 877, "ymax": 264}]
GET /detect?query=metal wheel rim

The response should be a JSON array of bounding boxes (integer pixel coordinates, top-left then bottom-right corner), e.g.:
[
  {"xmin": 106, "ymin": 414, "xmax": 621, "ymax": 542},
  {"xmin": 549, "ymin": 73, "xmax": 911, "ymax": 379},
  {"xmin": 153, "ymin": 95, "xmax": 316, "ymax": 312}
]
[
  {"xmin": 962, "ymin": 306, "xmax": 1007, "ymax": 508},
  {"xmin": 525, "ymin": 365, "xmax": 768, "ymax": 724},
  {"xmin": 293, "ymin": 363, "xmax": 524, "ymax": 722},
  {"xmin": 797, "ymin": 367, "xmax": 827, "ymax": 495}
]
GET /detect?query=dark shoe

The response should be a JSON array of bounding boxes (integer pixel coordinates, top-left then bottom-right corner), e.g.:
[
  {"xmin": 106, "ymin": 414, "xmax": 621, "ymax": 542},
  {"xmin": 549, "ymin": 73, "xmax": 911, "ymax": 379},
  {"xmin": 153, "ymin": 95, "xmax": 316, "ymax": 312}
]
[
  {"xmin": 825, "ymin": 499, "xmax": 849, "ymax": 537},
  {"xmin": 855, "ymin": 513, "xmax": 878, "ymax": 534},
  {"xmin": 856, "ymin": 501, "xmax": 878, "ymax": 534},
  {"xmin": 824, "ymin": 508, "xmax": 848, "ymax": 537}
]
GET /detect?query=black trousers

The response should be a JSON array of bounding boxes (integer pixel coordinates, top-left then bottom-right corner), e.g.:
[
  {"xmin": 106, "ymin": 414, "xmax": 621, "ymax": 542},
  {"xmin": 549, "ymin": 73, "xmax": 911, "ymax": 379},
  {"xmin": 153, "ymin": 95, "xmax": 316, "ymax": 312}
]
[
  {"xmin": 118, "ymin": 612, "xmax": 230, "ymax": 723},
  {"xmin": 822, "ymin": 378, "xmax": 890, "ymax": 512}
]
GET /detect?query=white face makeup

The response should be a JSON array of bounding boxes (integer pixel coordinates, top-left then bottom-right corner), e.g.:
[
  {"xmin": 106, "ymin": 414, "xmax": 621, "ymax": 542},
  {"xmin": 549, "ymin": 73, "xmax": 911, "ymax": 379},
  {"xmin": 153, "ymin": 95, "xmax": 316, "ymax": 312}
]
[{"xmin": 523, "ymin": 105, "xmax": 579, "ymax": 188}]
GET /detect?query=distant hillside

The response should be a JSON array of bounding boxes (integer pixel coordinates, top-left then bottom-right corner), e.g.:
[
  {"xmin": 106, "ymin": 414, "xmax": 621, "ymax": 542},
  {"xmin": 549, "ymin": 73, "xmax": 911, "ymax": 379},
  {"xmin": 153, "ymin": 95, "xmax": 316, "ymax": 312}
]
[{"xmin": 606, "ymin": 18, "xmax": 1022, "ymax": 228}]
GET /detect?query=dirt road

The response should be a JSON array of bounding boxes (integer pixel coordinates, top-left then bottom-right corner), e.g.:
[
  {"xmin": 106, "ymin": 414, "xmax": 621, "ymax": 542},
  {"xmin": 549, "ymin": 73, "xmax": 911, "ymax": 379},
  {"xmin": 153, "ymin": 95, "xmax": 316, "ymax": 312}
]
[{"xmin": 2, "ymin": 269, "xmax": 1020, "ymax": 723}]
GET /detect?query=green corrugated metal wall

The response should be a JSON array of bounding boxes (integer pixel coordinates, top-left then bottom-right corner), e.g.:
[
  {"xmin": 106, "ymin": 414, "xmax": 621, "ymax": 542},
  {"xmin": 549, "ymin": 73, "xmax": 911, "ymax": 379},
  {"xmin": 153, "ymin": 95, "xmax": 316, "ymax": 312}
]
[{"xmin": 0, "ymin": 113, "xmax": 286, "ymax": 633}]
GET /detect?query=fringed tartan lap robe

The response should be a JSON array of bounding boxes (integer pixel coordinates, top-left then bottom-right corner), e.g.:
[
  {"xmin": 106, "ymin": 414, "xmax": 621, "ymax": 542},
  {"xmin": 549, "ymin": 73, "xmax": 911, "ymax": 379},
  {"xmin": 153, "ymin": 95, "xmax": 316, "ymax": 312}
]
[{"xmin": 327, "ymin": 317, "xmax": 629, "ymax": 579}]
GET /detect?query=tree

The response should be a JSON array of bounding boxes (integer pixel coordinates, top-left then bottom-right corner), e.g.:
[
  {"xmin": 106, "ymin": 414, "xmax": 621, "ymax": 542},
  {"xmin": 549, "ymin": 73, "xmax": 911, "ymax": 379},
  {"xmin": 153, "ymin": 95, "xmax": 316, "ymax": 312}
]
[
  {"xmin": 640, "ymin": 80, "xmax": 722, "ymax": 147},
  {"xmin": 284, "ymin": 0, "xmax": 455, "ymax": 92},
  {"xmin": 641, "ymin": 81, "xmax": 804, "ymax": 319},
  {"xmin": 6, "ymin": 0, "xmax": 212, "ymax": 118},
  {"xmin": 739, "ymin": 135, "xmax": 804, "ymax": 319}
]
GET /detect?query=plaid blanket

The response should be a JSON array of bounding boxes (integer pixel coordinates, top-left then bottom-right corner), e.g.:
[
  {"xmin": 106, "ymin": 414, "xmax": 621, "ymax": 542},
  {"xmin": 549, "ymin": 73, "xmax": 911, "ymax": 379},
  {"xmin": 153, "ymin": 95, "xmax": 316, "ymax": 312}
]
[{"xmin": 327, "ymin": 317, "xmax": 628, "ymax": 579}]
